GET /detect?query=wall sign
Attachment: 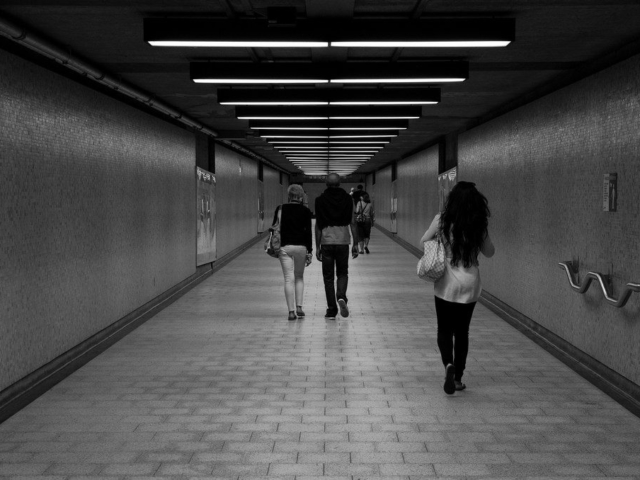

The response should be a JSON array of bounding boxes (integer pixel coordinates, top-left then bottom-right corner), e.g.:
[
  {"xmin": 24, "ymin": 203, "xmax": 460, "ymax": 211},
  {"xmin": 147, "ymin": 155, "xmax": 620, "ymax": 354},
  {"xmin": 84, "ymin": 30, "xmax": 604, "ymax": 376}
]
[
  {"xmin": 438, "ymin": 167, "xmax": 457, "ymax": 212},
  {"xmin": 603, "ymin": 173, "xmax": 618, "ymax": 212}
]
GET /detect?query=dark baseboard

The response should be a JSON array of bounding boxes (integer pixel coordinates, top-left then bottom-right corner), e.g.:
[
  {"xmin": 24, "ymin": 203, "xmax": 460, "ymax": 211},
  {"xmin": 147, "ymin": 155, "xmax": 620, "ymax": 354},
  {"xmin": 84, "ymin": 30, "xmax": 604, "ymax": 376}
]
[
  {"xmin": 0, "ymin": 232, "xmax": 268, "ymax": 424},
  {"xmin": 375, "ymin": 224, "xmax": 423, "ymax": 258},
  {"xmin": 479, "ymin": 291, "xmax": 640, "ymax": 417},
  {"xmin": 378, "ymin": 225, "xmax": 640, "ymax": 418}
]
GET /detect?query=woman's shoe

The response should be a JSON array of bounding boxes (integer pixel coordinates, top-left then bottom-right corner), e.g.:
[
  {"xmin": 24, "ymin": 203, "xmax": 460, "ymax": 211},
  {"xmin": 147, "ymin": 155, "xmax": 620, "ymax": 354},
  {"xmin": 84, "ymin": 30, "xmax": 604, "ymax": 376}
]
[
  {"xmin": 288, "ymin": 311, "xmax": 297, "ymax": 321},
  {"xmin": 454, "ymin": 381, "xmax": 466, "ymax": 391},
  {"xmin": 296, "ymin": 306, "xmax": 305, "ymax": 317},
  {"xmin": 359, "ymin": 250, "xmax": 364, "ymax": 254},
  {"xmin": 364, "ymin": 247, "xmax": 370, "ymax": 254},
  {"xmin": 444, "ymin": 364, "xmax": 456, "ymax": 394}
]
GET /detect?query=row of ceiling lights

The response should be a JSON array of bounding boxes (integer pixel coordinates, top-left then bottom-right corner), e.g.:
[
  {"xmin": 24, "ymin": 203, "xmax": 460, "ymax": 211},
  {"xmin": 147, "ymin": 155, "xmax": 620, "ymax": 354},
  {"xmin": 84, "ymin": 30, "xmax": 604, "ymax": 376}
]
[{"xmin": 145, "ymin": 17, "xmax": 515, "ymax": 175}]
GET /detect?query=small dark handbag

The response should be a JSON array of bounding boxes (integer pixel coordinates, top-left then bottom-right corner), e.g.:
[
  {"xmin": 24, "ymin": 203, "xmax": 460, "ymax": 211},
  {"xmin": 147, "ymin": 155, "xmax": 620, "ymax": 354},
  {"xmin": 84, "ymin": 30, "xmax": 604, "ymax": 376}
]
[
  {"xmin": 264, "ymin": 206, "xmax": 282, "ymax": 258},
  {"xmin": 417, "ymin": 234, "xmax": 446, "ymax": 281}
]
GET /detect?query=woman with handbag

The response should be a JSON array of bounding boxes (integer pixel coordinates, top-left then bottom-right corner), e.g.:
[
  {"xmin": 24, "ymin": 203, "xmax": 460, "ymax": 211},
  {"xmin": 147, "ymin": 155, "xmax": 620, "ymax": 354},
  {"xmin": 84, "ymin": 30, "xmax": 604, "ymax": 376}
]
[
  {"xmin": 271, "ymin": 184, "xmax": 313, "ymax": 321},
  {"xmin": 355, "ymin": 193, "xmax": 374, "ymax": 254},
  {"xmin": 420, "ymin": 181, "xmax": 495, "ymax": 394}
]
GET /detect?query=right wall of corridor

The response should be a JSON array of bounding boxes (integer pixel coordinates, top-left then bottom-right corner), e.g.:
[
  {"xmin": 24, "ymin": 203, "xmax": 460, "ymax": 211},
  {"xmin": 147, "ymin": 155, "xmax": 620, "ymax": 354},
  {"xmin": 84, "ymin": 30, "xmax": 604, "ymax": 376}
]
[{"xmin": 372, "ymin": 53, "xmax": 640, "ymax": 387}]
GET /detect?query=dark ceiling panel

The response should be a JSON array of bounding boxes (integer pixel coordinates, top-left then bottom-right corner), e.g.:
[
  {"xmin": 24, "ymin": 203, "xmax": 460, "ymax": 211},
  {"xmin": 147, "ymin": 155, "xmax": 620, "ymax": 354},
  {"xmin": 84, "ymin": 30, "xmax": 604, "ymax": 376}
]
[{"xmin": 2, "ymin": 1, "xmax": 640, "ymax": 174}]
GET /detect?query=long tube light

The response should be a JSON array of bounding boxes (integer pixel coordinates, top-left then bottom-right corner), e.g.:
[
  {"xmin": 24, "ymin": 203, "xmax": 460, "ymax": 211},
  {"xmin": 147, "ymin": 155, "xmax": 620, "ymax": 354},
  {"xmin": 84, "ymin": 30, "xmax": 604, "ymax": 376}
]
[
  {"xmin": 219, "ymin": 88, "xmax": 440, "ymax": 106},
  {"xmin": 249, "ymin": 119, "xmax": 409, "ymax": 130},
  {"xmin": 238, "ymin": 106, "xmax": 422, "ymax": 120},
  {"xmin": 146, "ymin": 19, "xmax": 514, "ymax": 49},
  {"xmin": 192, "ymin": 62, "xmax": 467, "ymax": 85},
  {"xmin": 145, "ymin": 19, "xmax": 328, "ymax": 48}
]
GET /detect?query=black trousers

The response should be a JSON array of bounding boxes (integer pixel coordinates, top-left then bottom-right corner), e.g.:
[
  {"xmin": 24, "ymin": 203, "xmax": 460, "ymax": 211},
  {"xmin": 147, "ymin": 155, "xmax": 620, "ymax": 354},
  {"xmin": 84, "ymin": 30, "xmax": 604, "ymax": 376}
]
[
  {"xmin": 434, "ymin": 296, "xmax": 477, "ymax": 381},
  {"xmin": 321, "ymin": 244, "xmax": 349, "ymax": 314}
]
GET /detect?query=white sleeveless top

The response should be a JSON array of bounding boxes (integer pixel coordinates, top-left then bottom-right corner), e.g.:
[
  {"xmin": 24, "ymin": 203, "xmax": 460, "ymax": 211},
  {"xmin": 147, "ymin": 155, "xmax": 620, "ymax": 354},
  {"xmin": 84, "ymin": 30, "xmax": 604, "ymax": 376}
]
[{"xmin": 427, "ymin": 214, "xmax": 492, "ymax": 304}]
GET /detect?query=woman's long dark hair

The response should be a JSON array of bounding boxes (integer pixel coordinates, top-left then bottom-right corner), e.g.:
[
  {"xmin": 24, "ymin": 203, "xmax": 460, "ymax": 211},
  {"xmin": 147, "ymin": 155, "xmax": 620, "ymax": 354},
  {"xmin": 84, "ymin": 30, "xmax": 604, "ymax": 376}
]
[{"xmin": 439, "ymin": 181, "xmax": 490, "ymax": 268}]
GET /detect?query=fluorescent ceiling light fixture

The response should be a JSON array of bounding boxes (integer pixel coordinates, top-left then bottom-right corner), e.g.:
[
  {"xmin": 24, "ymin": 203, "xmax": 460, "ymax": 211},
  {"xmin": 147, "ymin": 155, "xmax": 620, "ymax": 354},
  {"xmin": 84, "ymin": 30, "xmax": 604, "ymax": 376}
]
[
  {"xmin": 330, "ymin": 127, "xmax": 406, "ymax": 130},
  {"xmin": 287, "ymin": 158, "xmax": 368, "ymax": 163},
  {"xmin": 331, "ymin": 78, "xmax": 463, "ymax": 84},
  {"xmin": 262, "ymin": 135, "xmax": 329, "ymax": 138},
  {"xmin": 328, "ymin": 116, "xmax": 418, "ymax": 120},
  {"xmin": 193, "ymin": 62, "xmax": 467, "ymax": 84},
  {"xmin": 268, "ymin": 141, "xmax": 329, "ymax": 144},
  {"xmin": 281, "ymin": 150, "xmax": 379, "ymax": 153},
  {"xmin": 252, "ymin": 127, "xmax": 329, "ymax": 130},
  {"xmin": 250, "ymin": 119, "xmax": 408, "ymax": 130},
  {"xmin": 329, "ymin": 134, "xmax": 397, "ymax": 138},
  {"xmin": 237, "ymin": 106, "xmax": 421, "ymax": 120},
  {"xmin": 329, "ymin": 141, "xmax": 389, "ymax": 144},
  {"xmin": 195, "ymin": 79, "xmax": 326, "ymax": 84},
  {"xmin": 219, "ymin": 88, "xmax": 440, "ymax": 106},
  {"xmin": 258, "ymin": 129, "xmax": 400, "ymax": 137},
  {"xmin": 144, "ymin": 18, "xmax": 329, "ymax": 48},
  {"xmin": 329, "ymin": 18, "xmax": 515, "ymax": 48},
  {"xmin": 332, "ymin": 101, "xmax": 434, "ymax": 105},
  {"xmin": 240, "ymin": 117, "xmax": 328, "ymax": 120},
  {"xmin": 286, "ymin": 156, "xmax": 372, "ymax": 158},
  {"xmin": 275, "ymin": 146, "xmax": 383, "ymax": 149},
  {"xmin": 330, "ymin": 41, "xmax": 509, "ymax": 47},
  {"xmin": 148, "ymin": 18, "xmax": 513, "ymax": 50},
  {"xmin": 151, "ymin": 41, "xmax": 327, "ymax": 47}
]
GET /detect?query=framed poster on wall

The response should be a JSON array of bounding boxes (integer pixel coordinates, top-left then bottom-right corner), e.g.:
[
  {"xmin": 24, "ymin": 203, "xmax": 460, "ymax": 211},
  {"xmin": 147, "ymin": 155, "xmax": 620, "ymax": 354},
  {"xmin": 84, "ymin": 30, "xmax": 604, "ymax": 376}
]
[
  {"xmin": 196, "ymin": 167, "xmax": 216, "ymax": 266},
  {"xmin": 257, "ymin": 180, "xmax": 265, "ymax": 233},
  {"xmin": 390, "ymin": 180, "xmax": 398, "ymax": 233},
  {"xmin": 438, "ymin": 167, "xmax": 457, "ymax": 212}
]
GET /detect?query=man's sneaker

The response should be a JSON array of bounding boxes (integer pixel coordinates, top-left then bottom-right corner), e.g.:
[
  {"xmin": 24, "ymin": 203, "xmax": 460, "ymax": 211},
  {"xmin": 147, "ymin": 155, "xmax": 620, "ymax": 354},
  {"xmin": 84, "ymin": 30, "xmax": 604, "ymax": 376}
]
[
  {"xmin": 338, "ymin": 299, "xmax": 349, "ymax": 318},
  {"xmin": 444, "ymin": 364, "xmax": 456, "ymax": 395},
  {"xmin": 324, "ymin": 310, "xmax": 337, "ymax": 320}
]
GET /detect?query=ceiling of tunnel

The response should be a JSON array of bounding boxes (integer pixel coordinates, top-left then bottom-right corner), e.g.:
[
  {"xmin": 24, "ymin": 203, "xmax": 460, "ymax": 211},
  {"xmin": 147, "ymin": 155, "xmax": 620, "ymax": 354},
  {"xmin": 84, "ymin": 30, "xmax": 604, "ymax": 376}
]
[{"xmin": 2, "ymin": 0, "xmax": 640, "ymax": 175}]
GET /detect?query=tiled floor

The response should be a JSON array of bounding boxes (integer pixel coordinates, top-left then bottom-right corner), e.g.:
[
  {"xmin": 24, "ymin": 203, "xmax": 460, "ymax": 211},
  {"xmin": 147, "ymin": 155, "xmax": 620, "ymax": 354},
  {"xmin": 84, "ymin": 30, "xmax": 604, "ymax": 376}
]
[{"xmin": 1, "ymin": 228, "xmax": 640, "ymax": 479}]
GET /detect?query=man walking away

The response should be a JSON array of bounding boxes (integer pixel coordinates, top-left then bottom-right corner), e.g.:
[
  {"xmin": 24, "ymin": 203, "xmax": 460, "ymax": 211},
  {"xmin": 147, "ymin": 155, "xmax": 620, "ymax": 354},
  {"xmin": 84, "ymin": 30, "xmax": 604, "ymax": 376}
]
[{"xmin": 315, "ymin": 173, "xmax": 359, "ymax": 320}]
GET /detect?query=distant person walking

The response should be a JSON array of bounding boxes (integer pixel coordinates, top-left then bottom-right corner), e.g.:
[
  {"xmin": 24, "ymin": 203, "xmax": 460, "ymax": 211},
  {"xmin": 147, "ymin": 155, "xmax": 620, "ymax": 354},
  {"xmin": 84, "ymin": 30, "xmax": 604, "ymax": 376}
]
[
  {"xmin": 355, "ymin": 192, "xmax": 374, "ymax": 254},
  {"xmin": 420, "ymin": 181, "xmax": 495, "ymax": 394},
  {"xmin": 272, "ymin": 184, "xmax": 313, "ymax": 321},
  {"xmin": 352, "ymin": 184, "xmax": 366, "ymax": 204},
  {"xmin": 315, "ymin": 173, "xmax": 359, "ymax": 320}
]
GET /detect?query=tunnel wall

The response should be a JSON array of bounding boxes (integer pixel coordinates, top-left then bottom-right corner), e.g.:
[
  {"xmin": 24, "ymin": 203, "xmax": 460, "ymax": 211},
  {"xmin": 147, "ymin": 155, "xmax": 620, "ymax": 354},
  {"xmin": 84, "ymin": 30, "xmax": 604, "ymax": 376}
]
[
  {"xmin": 458, "ymin": 53, "xmax": 640, "ymax": 385},
  {"xmin": 214, "ymin": 144, "xmax": 260, "ymax": 259},
  {"xmin": 0, "ymin": 48, "xmax": 195, "ymax": 392},
  {"xmin": 396, "ymin": 146, "xmax": 440, "ymax": 249},
  {"xmin": 372, "ymin": 53, "xmax": 640, "ymax": 387},
  {"xmin": 0, "ymin": 46, "xmax": 277, "ymax": 394}
]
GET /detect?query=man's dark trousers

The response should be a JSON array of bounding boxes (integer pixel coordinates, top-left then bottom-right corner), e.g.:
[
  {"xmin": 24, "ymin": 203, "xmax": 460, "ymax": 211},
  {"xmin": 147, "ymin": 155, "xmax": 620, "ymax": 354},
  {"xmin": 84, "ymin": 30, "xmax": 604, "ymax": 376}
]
[{"xmin": 321, "ymin": 244, "xmax": 349, "ymax": 315}]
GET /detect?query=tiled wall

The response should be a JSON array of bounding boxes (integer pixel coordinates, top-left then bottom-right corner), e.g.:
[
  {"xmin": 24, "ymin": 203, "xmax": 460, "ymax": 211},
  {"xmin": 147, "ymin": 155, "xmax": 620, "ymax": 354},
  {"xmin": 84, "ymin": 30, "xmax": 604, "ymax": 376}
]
[
  {"xmin": 397, "ymin": 146, "xmax": 440, "ymax": 250},
  {"xmin": 0, "ymin": 49, "xmax": 196, "ymax": 391},
  {"xmin": 369, "ymin": 166, "xmax": 393, "ymax": 232},
  {"xmin": 263, "ymin": 166, "xmax": 286, "ymax": 227},
  {"xmin": 214, "ymin": 144, "xmax": 260, "ymax": 259},
  {"xmin": 459, "ymin": 53, "xmax": 640, "ymax": 385},
  {"xmin": 371, "ymin": 52, "xmax": 640, "ymax": 386}
]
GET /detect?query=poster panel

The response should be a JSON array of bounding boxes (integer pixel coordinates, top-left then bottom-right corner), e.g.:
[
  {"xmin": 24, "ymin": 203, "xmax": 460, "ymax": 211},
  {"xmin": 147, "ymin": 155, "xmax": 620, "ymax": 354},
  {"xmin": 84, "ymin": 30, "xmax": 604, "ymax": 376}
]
[
  {"xmin": 196, "ymin": 167, "xmax": 216, "ymax": 266},
  {"xmin": 257, "ymin": 181, "xmax": 265, "ymax": 233},
  {"xmin": 390, "ymin": 181, "xmax": 398, "ymax": 233},
  {"xmin": 438, "ymin": 167, "xmax": 457, "ymax": 212}
]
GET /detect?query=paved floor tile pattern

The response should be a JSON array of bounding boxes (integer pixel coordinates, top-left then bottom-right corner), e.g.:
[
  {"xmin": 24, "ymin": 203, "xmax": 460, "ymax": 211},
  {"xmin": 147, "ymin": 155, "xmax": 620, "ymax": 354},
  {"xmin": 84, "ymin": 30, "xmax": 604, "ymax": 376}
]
[{"xmin": 1, "ymin": 227, "xmax": 640, "ymax": 479}]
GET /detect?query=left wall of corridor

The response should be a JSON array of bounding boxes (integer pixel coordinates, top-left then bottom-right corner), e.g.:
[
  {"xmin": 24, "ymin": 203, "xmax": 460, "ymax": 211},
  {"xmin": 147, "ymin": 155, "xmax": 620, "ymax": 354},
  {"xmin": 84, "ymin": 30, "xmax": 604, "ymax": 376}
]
[{"xmin": 1, "ymin": 47, "xmax": 196, "ymax": 393}]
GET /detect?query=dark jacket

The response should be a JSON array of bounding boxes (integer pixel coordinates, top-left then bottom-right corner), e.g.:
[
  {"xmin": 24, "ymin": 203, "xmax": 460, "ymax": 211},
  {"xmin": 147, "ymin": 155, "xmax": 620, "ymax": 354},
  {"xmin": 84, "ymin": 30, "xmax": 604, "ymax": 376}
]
[
  {"xmin": 272, "ymin": 203, "xmax": 313, "ymax": 253},
  {"xmin": 315, "ymin": 187, "xmax": 354, "ymax": 231}
]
